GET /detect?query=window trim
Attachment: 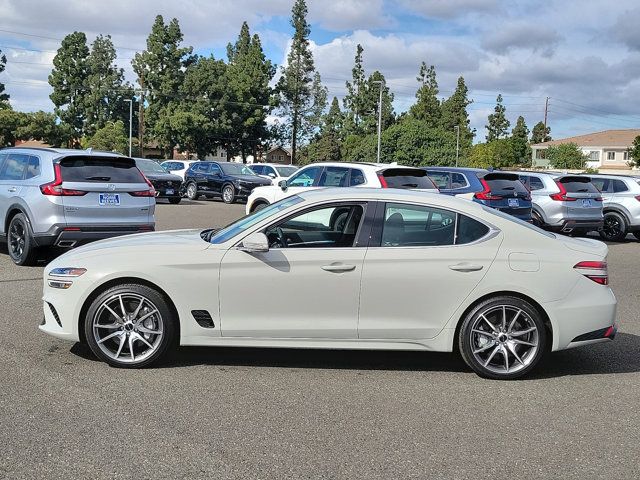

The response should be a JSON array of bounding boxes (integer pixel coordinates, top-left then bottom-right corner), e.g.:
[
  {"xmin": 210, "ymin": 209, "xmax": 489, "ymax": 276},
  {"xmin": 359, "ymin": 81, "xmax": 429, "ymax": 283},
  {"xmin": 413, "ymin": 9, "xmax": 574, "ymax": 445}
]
[
  {"xmin": 369, "ymin": 201, "xmax": 498, "ymax": 249},
  {"xmin": 255, "ymin": 201, "xmax": 375, "ymax": 249}
]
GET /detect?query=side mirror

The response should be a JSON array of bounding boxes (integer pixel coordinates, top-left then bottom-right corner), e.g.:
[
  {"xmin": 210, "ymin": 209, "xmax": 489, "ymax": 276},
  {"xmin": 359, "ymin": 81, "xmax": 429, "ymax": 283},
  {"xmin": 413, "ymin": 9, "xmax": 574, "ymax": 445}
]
[
  {"xmin": 268, "ymin": 173, "xmax": 276, "ymax": 179},
  {"xmin": 278, "ymin": 179, "xmax": 288, "ymax": 191},
  {"xmin": 239, "ymin": 232, "xmax": 269, "ymax": 253}
]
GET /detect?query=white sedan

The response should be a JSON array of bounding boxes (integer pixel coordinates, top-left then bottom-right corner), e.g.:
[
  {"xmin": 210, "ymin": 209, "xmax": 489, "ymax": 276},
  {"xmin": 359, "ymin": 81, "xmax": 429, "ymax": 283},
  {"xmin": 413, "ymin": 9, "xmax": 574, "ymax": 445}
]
[{"xmin": 40, "ymin": 188, "xmax": 617, "ymax": 379}]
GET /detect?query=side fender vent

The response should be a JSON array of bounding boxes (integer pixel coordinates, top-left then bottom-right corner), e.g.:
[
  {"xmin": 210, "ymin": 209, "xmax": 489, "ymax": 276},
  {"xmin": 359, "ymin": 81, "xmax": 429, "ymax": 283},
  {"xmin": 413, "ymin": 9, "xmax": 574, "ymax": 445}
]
[{"xmin": 191, "ymin": 310, "xmax": 215, "ymax": 328}]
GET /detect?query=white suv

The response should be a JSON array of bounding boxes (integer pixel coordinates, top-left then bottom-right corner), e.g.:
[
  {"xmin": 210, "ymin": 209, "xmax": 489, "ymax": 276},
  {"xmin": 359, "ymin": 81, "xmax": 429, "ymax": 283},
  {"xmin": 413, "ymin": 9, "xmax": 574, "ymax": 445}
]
[
  {"xmin": 160, "ymin": 160, "xmax": 197, "ymax": 180},
  {"xmin": 249, "ymin": 163, "xmax": 298, "ymax": 185},
  {"xmin": 246, "ymin": 162, "xmax": 438, "ymax": 214}
]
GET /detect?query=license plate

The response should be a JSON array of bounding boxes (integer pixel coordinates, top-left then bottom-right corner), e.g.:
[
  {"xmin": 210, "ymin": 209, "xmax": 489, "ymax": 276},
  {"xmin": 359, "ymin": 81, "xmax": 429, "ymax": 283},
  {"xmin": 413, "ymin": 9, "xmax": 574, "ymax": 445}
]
[
  {"xmin": 582, "ymin": 199, "xmax": 592, "ymax": 208},
  {"xmin": 508, "ymin": 198, "xmax": 520, "ymax": 207},
  {"xmin": 166, "ymin": 189, "xmax": 174, "ymax": 195},
  {"xmin": 99, "ymin": 193, "xmax": 120, "ymax": 206}
]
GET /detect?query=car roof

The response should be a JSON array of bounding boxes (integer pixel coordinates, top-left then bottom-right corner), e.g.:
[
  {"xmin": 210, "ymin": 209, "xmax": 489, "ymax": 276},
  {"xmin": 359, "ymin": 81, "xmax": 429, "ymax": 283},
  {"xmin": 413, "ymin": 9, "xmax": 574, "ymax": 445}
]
[
  {"xmin": 424, "ymin": 166, "xmax": 488, "ymax": 173},
  {"xmin": 0, "ymin": 147, "xmax": 128, "ymax": 158}
]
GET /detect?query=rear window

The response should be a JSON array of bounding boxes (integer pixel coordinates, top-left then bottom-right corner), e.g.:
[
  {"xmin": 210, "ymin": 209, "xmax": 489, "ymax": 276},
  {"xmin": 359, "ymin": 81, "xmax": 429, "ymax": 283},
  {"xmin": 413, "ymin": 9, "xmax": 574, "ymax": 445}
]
[
  {"xmin": 59, "ymin": 156, "xmax": 145, "ymax": 183},
  {"xmin": 558, "ymin": 177, "xmax": 600, "ymax": 194},
  {"xmin": 483, "ymin": 174, "xmax": 528, "ymax": 194},
  {"xmin": 381, "ymin": 168, "xmax": 437, "ymax": 189}
]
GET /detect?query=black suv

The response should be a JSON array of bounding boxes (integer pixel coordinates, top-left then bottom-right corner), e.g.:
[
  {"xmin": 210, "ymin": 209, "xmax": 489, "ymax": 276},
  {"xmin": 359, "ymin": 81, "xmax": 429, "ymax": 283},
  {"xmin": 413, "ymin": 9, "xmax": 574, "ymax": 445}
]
[{"xmin": 182, "ymin": 161, "xmax": 271, "ymax": 204}]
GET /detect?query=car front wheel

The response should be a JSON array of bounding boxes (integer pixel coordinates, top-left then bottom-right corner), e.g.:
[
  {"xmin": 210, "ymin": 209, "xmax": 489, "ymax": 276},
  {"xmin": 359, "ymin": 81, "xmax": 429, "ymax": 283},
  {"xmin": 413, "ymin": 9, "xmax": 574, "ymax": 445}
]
[
  {"xmin": 222, "ymin": 184, "xmax": 236, "ymax": 204},
  {"xmin": 84, "ymin": 284, "xmax": 177, "ymax": 368},
  {"xmin": 458, "ymin": 296, "xmax": 547, "ymax": 380},
  {"xmin": 599, "ymin": 211, "xmax": 627, "ymax": 242}
]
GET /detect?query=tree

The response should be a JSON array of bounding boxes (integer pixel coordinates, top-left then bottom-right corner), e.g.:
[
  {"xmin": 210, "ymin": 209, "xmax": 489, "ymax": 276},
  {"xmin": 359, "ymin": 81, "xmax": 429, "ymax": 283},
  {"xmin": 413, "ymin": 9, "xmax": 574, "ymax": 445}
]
[
  {"xmin": 133, "ymin": 15, "xmax": 195, "ymax": 156},
  {"xmin": 546, "ymin": 142, "xmax": 588, "ymax": 169},
  {"xmin": 85, "ymin": 35, "xmax": 135, "ymax": 136},
  {"xmin": 224, "ymin": 24, "xmax": 276, "ymax": 161},
  {"xmin": 628, "ymin": 135, "xmax": 640, "ymax": 167},
  {"xmin": 17, "ymin": 111, "xmax": 71, "ymax": 147},
  {"xmin": 467, "ymin": 139, "xmax": 517, "ymax": 169},
  {"xmin": 511, "ymin": 116, "xmax": 531, "ymax": 165},
  {"xmin": 485, "ymin": 94, "xmax": 510, "ymax": 141},
  {"xmin": 0, "ymin": 49, "xmax": 9, "ymax": 108},
  {"xmin": 0, "ymin": 108, "xmax": 25, "ymax": 147},
  {"xmin": 358, "ymin": 71, "xmax": 394, "ymax": 135},
  {"xmin": 49, "ymin": 31, "xmax": 91, "ymax": 139},
  {"xmin": 84, "ymin": 120, "xmax": 128, "ymax": 154},
  {"xmin": 531, "ymin": 121, "xmax": 551, "ymax": 144},
  {"xmin": 303, "ymin": 96, "xmax": 343, "ymax": 163},
  {"xmin": 440, "ymin": 76, "xmax": 474, "ymax": 147},
  {"xmin": 343, "ymin": 44, "xmax": 366, "ymax": 132},
  {"xmin": 409, "ymin": 62, "xmax": 441, "ymax": 128},
  {"xmin": 276, "ymin": 0, "xmax": 319, "ymax": 164}
]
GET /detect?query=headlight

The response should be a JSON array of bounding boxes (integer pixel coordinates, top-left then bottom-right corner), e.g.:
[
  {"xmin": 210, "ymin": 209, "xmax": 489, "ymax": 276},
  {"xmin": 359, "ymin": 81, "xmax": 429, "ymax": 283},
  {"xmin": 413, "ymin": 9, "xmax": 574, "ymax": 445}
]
[{"xmin": 48, "ymin": 267, "xmax": 87, "ymax": 277}]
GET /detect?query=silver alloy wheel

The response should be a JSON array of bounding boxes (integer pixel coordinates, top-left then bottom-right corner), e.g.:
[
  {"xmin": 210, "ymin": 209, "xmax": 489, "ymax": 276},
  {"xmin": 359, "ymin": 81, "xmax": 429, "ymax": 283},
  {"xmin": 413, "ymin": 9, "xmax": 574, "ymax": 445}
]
[
  {"xmin": 469, "ymin": 305, "xmax": 539, "ymax": 375},
  {"xmin": 9, "ymin": 220, "xmax": 25, "ymax": 258},
  {"xmin": 187, "ymin": 183, "xmax": 197, "ymax": 199},
  {"xmin": 92, "ymin": 293, "xmax": 164, "ymax": 364},
  {"xmin": 223, "ymin": 185, "xmax": 234, "ymax": 203}
]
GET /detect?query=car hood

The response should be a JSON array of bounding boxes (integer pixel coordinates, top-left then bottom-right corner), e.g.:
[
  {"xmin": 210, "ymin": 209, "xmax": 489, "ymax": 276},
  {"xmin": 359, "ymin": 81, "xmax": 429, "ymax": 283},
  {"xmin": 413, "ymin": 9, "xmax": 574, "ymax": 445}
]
[
  {"xmin": 145, "ymin": 173, "xmax": 183, "ymax": 182},
  {"xmin": 561, "ymin": 236, "xmax": 608, "ymax": 258},
  {"xmin": 233, "ymin": 174, "xmax": 271, "ymax": 185}
]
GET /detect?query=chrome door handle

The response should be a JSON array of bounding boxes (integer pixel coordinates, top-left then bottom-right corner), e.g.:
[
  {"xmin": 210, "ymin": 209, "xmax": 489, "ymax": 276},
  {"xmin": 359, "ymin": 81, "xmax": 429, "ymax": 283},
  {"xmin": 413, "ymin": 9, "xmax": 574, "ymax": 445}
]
[
  {"xmin": 449, "ymin": 263, "xmax": 483, "ymax": 272},
  {"xmin": 7, "ymin": 187, "xmax": 17, "ymax": 193},
  {"xmin": 321, "ymin": 264, "xmax": 356, "ymax": 273}
]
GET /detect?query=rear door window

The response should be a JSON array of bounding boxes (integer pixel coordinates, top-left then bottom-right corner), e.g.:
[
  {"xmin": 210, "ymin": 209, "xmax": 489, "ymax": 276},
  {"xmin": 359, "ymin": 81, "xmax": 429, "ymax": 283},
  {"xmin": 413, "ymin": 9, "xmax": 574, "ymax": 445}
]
[
  {"xmin": 590, "ymin": 178, "xmax": 609, "ymax": 192},
  {"xmin": 251, "ymin": 165, "xmax": 264, "ymax": 175},
  {"xmin": 529, "ymin": 176, "xmax": 545, "ymax": 191},
  {"xmin": 456, "ymin": 215, "xmax": 490, "ymax": 244},
  {"xmin": 613, "ymin": 179, "xmax": 628, "ymax": 193},
  {"xmin": 210, "ymin": 164, "xmax": 223, "ymax": 176},
  {"xmin": 381, "ymin": 168, "xmax": 437, "ymax": 189},
  {"xmin": 0, "ymin": 153, "xmax": 30, "ymax": 181},
  {"xmin": 25, "ymin": 156, "xmax": 41, "ymax": 179},
  {"xmin": 318, "ymin": 167, "xmax": 350, "ymax": 187},
  {"xmin": 558, "ymin": 177, "xmax": 600, "ymax": 194},
  {"xmin": 381, "ymin": 203, "xmax": 456, "ymax": 247},
  {"xmin": 59, "ymin": 156, "xmax": 145, "ymax": 183},
  {"xmin": 427, "ymin": 171, "xmax": 450, "ymax": 189},
  {"xmin": 350, "ymin": 168, "xmax": 366, "ymax": 186},
  {"xmin": 450, "ymin": 173, "xmax": 468, "ymax": 189}
]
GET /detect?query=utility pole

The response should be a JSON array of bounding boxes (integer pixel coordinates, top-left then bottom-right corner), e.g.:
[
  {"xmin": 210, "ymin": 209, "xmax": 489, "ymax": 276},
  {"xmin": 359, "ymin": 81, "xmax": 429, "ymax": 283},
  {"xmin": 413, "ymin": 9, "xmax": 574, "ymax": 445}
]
[
  {"xmin": 543, "ymin": 96, "xmax": 550, "ymax": 142},
  {"xmin": 124, "ymin": 99, "xmax": 133, "ymax": 157},
  {"xmin": 373, "ymin": 80, "xmax": 383, "ymax": 163},
  {"xmin": 454, "ymin": 125, "xmax": 460, "ymax": 167}
]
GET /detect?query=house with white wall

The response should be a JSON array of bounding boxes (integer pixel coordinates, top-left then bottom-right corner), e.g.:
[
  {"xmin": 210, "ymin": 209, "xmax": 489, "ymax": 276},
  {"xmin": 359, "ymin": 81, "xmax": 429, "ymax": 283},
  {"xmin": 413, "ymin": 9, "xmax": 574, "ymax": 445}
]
[{"xmin": 532, "ymin": 129, "xmax": 639, "ymax": 169}]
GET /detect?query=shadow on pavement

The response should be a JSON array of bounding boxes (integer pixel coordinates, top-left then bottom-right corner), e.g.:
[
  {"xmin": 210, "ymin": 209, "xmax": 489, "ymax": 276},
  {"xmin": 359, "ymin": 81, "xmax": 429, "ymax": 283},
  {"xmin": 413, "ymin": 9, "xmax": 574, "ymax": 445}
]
[{"xmin": 70, "ymin": 332, "xmax": 640, "ymax": 378}]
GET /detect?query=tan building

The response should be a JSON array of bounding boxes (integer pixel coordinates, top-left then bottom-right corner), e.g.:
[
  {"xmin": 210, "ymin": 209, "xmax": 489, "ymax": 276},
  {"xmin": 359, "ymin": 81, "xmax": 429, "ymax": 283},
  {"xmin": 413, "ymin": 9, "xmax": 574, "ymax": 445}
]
[
  {"xmin": 261, "ymin": 146, "xmax": 293, "ymax": 164},
  {"xmin": 532, "ymin": 129, "xmax": 640, "ymax": 169}
]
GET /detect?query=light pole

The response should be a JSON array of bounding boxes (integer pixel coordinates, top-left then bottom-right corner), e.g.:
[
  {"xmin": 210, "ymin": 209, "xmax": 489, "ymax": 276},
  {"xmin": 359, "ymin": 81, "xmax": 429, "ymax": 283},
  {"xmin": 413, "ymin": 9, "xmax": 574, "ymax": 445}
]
[
  {"xmin": 454, "ymin": 125, "xmax": 460, "ymax": 167},
  {"xmin": 372, "ymin": 80, "xmax": 384, "ymax": 163},
  {"xmin": 124, "ymin": 99, "xmax": 133, "ymax": 157}
]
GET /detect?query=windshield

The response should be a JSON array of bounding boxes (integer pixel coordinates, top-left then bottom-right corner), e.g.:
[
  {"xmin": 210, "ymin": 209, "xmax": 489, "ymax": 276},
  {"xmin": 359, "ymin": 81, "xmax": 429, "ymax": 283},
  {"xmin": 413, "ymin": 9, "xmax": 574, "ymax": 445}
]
[
  {"xmin": 481, "ymin": 206, "xmax": 555, "ymax": 238},
  {"xmin": 220, "ymin": 163, "xmax": 256, "ymax": 176},
  {"xmin": 209, "ymin": 195, "xmax": 305, "ymax": 244},
  {"xmin": 137, "ymin": 159, "xmax": 168, "ymax": 174},
  {"xmin": 275, "ymin": 166, "xmax": 298, "ymax": 177}
]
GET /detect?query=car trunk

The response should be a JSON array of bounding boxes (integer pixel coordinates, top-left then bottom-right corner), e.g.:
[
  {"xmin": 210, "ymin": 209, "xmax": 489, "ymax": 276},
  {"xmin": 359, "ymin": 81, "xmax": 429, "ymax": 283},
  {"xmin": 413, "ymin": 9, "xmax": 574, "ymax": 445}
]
[
  {"xmin": 379, "ymin": 168, "xmax": 438, "ymax": 190},
  {"xmin": 481, "ymin": 173, "xmax": 531, "ymax": 219},
  {"xmin": 58, "ymin": 156, "xmax": 153, "ymax": 226},
  {"xmin": 557, "ymin": 176, "xmax": 603, "ymax": 221}
]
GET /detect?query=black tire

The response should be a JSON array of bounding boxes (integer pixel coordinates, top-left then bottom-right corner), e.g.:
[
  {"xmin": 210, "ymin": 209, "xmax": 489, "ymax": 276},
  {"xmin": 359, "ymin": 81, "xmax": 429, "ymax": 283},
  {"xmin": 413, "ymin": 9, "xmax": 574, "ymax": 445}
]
[
  {"xmin": 599, "ymin": 211, "xmax": 628, "ymax": 242},
  {"xmin": 7, "ymin": 213, "xmax": 38, "ymax": 266},
  {"xmin": 222, "ymin": 184, "xmax": 236, "ymax": 204},
  {"xmin": 634, "ymin": 232, "xmax": 640, "ymax": 241},
  {"xmin": 531, "ymin": 210, "xmax": 544, "ymax": 228},
  {"xmin": 84, "ymin": 283, "xmax": 177, "ymax": 368},
  {"xmin": 252, "ymin": 202, "xmax": 268, "ymax": 213},
  {"xmin": 168, "ymin": 197, "xmax": 181, "ymax": 205},
  {"xmin": 186, "ymin": 182, "xmax": 199, "ymax": 200},
  {"xmin": 458, "ymin": 295, "xmax": 547, "ymax": 380}
]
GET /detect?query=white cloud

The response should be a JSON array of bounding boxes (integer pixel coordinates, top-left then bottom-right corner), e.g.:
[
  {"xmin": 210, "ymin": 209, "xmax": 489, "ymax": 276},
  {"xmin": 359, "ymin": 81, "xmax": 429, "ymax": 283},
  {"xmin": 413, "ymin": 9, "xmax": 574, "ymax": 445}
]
[{"xmin": 398, "ymin": 0, "xmax": 499, "ymax": 19}]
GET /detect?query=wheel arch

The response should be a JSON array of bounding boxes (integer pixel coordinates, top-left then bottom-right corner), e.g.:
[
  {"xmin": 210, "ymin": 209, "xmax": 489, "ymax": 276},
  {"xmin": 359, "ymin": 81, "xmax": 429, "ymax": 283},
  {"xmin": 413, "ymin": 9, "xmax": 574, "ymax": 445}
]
[
  {"xmin": 602, "ymin": 206, "xmax": 630, "ymax": 225},
  {"xmin": 77, "ymin": 276, "xmax": 181, "ymax": 344},
  {"xmin": 249, "ymin": 197, "xmax": 270, "ymax": 213},
  {"xmin": 4, "ymin": 202, "xmax": 32, "ymax": 235},
  {"xmin": 452, "ymin": 290, "xmax": 553, "ymax": 353}
]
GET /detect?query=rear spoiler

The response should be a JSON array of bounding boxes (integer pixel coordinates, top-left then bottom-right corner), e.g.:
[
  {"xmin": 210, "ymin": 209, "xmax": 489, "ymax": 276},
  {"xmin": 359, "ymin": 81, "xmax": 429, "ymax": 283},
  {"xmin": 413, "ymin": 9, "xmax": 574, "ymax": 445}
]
[
  {"xmin": 478, "ymin": 172, "xmax": 519, "ymax": 181},
  {"xmin": 556, "ymin": 176, "xmax": 592, "ymax": 183}
]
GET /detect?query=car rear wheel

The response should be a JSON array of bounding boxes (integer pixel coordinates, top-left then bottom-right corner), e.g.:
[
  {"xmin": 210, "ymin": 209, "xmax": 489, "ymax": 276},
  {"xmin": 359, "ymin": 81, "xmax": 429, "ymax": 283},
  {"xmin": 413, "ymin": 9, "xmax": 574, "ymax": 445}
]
[
  {"xmin": 458, "ymin": 296, "xmax": 547, "ymax": 380},
  {"xmin": 186, "ymin": 182, "xmax": 199, "ymax": 200},
  {"xmin": 634, "ymin": 232, "xmax": 640, "ymax": 241},
  {"xmin": 599, "ymin": 211, "xmax": 627, "ymax": 242},
  {"xmin": 7, "ymin": 213, "xmax": 38, "ymax": 266},
  {"xmin": 222, "ymin": 184, "xmax": 236, "ymax": 204},
  {"xmin": 531, "ymin": 211, "xmax": 544, "ymax": 228},
  {"xmin": 84, "ymin": 284, "xmax": 177, "ymax": 368},
  {"xmin": 252, "ymin": 202, "xmax": 268, "ymax": 213},
  {"xmin": 168, "ymin": 197, "xmax": 181, "ymax": 205}
]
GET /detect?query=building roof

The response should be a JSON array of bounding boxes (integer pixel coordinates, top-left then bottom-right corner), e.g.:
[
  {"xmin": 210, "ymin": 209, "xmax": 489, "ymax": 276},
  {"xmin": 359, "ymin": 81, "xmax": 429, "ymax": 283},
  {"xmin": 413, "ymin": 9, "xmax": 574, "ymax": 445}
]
[{"xmin": 532, "ymin": 129, "xmax": 640, "ymax": 148}]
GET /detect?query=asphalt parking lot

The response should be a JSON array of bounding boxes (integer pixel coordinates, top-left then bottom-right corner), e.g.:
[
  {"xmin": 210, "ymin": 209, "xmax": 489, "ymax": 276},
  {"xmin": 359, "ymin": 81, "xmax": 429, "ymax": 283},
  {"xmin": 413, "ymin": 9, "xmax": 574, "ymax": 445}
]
[{"xmin": 1, "ymin": 198, "xmax": 639, "ymax": 479}]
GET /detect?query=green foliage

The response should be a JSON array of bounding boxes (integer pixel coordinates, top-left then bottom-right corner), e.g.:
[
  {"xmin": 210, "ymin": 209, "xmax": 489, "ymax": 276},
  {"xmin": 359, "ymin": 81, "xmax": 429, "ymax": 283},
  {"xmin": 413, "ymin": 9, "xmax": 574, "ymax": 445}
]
[
  {"xmin": 628, "ymin": 135, "xmax": 640, "ymax": 167},
  {"xmin": 49, "ymin": 31, "xmax": 91, "ymax": 137},
  {"xmin": 276, "ymin": 0, "xmax": 318, "ymax": 164},
  {"xmin": 546, "ymin": 142, "xmax": 588, "ymax": 169},
  {"xmin": 440, "ymin": 76, "xmax": 474, "ymax": 147},
  {"xmin": 511, "ymin": 116, "xmax": 531, "ymax": 165},
  {"xmin": 0, "ymin": 49, "xmax": 9, "ymax": 107},
  {"xmin": 409, "ymin": 62, "xmax": 441, "ymax": 128},
  {"xmin": 17, "ymin": 111, "xmax": 71, "ymax": 147},
  {"xmin": 302, "ymin": 97, "xmax": 343, "ymax": 164},
  {"xmin": 468, "ymin": 139, "xmax": 517, "ymax": 169},
  {"xmin": 485, "ymin": 94, "xmax": 510, "ymax": 141},
  {"xmin": 133, "ymin": 15, "xmax": 195, "ymax": 156},
  {"xmin": 531, "ymin": 121, "xmax": 551, "ymax": 143},
  {"xmin": 343, "ymin": 44, "xmax": 366, "ymax": 132},
  {"xmin": 0, "ymin": 108, "xmax": 25, "ymax": 146},
  {"xmin": 84, "ymin": 120, "xmax": 128, "ymax": 154}
]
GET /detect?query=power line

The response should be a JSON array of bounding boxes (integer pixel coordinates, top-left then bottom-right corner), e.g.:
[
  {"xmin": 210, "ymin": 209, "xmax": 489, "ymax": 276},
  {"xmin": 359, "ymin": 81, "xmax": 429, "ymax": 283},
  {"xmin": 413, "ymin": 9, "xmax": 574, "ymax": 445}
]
[{"xmin": 0, "ymin": 28, "xmax": 144, "ymax": 52}]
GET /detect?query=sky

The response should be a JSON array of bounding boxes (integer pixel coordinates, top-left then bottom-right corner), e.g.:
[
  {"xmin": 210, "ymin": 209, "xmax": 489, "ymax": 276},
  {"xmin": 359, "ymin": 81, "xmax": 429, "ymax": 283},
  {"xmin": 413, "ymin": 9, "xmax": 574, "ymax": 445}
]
[{"xmin": 1, "ymin": 0, "xmax": 640, "ymax": 141}]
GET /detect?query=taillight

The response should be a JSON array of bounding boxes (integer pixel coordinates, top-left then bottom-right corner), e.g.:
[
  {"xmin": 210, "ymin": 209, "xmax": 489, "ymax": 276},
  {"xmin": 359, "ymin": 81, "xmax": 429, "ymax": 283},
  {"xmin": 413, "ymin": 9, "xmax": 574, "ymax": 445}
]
[
  {"xmin": 635, "ymin": 195, "xmax": 640, "ymax": 202},
  {"xmin": 549, "ymin": 181, "xmax": 576, "ymax": 202},
  {"xmin": 574, "ymin": 261, "xmax": 608, "ymax": 285},
  {"xmin": 40, "ymin": 164, "xmax": 87, "ymax": 196},
  {"xmin": 474, "ymin": 178, "xmax": 503, "ymax": 200},
  {"xmin": 377, "ymin": 174, "xmax": 388, "ymax": 188},
  {"xmin": 594, "ymin": 196, "xmax": 604, "ymax": 202},
  {"xmin": 129, "ymin": 172, "xmax": 156, "ymax": 197}
]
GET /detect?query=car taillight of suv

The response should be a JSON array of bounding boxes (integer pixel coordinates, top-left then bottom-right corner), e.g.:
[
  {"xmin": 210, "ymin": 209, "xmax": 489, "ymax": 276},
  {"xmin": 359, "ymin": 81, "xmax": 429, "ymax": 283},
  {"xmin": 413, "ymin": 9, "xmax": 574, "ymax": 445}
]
[{"xmin": 40, "ymin": 164, "xmax": 88, "ymax": 196}]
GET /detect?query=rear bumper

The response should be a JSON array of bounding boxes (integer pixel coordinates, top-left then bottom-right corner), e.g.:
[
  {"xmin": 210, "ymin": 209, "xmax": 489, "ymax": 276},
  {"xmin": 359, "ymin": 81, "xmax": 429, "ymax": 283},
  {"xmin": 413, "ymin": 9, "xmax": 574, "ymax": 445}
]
[
  {"xmin": 551, "ymin": 219, "xmax": 604, "ymax": 233},
  {"xmin": 34, "ymin": 224, "xmax": 155, "ymax": 248}
]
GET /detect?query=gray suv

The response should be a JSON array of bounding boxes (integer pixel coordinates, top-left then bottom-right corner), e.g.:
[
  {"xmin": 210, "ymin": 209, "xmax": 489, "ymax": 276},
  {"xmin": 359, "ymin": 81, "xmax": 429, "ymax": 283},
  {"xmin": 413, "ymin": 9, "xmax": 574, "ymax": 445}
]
[
  {"xmin": 0, "ymin": 148, "xmax": 155, "ymax": 266},
  {"xmin": 587, "ymin": 174, "xmax": 640, "ymax": 242},
  {"xmin": 511, "ymin": 171, "xmax": 604, "ymax": 234}
]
